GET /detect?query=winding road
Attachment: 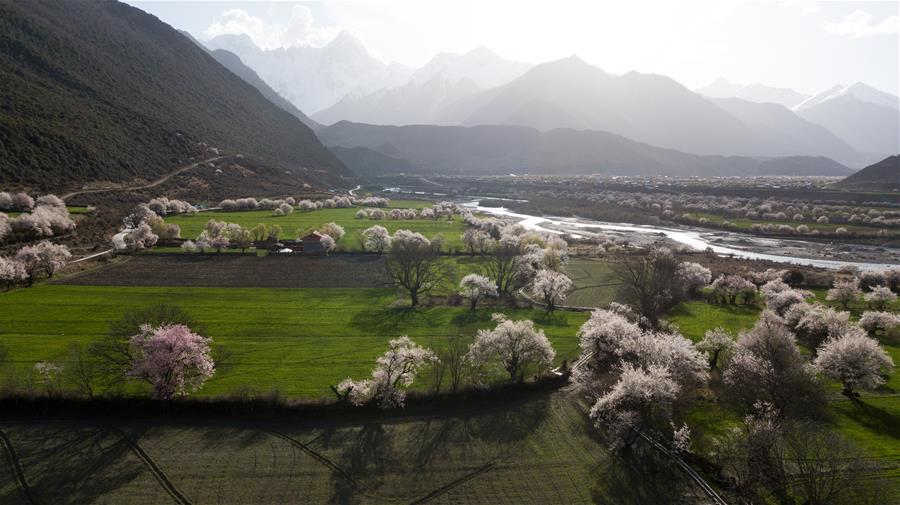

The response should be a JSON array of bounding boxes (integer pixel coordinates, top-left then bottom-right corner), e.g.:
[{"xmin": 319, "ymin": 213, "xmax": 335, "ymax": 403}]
[{"xmin": 61, "ymin": 155, "xmax": 229, "ymax": 201}]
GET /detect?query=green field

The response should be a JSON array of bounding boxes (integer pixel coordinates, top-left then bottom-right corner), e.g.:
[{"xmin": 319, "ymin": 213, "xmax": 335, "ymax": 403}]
[
  {"xmin": 0, "ymin": 391, "xmax": 712, "ymax": 504},
  {"xmin": 3, "ymin": 205, "xmax": 89, "ymax": 218},
  {"xmin": 669, "ymin": 296, "xmax": 900, "ymax": 498},
  {"xmin": 166, "ymin": 200, "xmax": 468, "ymax": 252},
  {"xmin": 0, "ymin": 285, "xmax": 588, "ymax": 397},
  {"xmin": 564, "ymin": 259, "xmax": 620, "ymax": 308},
  {"xmin": 684, "ymin": 211, "xmax": 898, "ymax": 236}
]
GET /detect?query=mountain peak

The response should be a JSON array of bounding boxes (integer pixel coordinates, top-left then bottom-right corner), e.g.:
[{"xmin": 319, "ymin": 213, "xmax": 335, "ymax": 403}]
[
  {"xmin": 324, "ymin": 30, "xmax": 369, "ymax": 55},
  {"xmin": 464, "ymin": 46, "xmax": 499, "ymax": 59}
]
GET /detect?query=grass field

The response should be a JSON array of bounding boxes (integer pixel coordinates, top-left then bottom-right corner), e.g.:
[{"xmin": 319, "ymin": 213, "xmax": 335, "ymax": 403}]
[
  {"xmin": 166, "ymin": 200, "xmax": 468, "ymax": 252},
  {"xmin": 0, "ymin": 285, "xmax": 589, "ymax": 397},
  {"xmin": 3, "ymin": 205, "xmax": 89, "ymax": 218},
  {"xmin": 564, "ymin": 259, "xmax": 620, "ymax": 308},
  {"xmin": 0, "ymin": 391, "xmax": 714, "ymax": 504},
  {"xmin": 669, "ymin": 295, "xmax": 900, "ymax": 499},
  {"xmin": 683, "ymin": 211, "xmax": 898, "ymax": 236}
]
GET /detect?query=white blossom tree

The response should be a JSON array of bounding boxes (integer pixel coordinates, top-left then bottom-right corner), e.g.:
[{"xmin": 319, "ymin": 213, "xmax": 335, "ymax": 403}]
[
  {"xmin": 858, "ymin": 311, "xmax": 900, "ymax": 335},
  {"xmin": 336, "ymin": 336, "xmax": 436, "ymax": 408},
  {"xmin": 15, "ymin": 241, "xmax": 70, "ymax": 284},
  {"xmin": 0, "ymin": 213, "xmax": 9, "ymax": 242},
  {"xmin": 814, "ymin": 328, "xmax": 894, "ymax": 397},
  {"xmin": 124, "ymin": 222, "xmax": 158, "ymax": 251},
  {"xmin": 361, "ymin": 225, "xmax": 391, "ymax": 253},
  {"xmin": 723, "ymin": 312, "xmax": 822, "ymax": 416},
  {"xmin": 697, "ymin": 328, "xmax": 736, "ymax": 369},
  {"xmin": 0, "ymin": 256, "xmax": 26, "ymax": 291},
  {"xmin": 466, "ymin": 314, "xmax": 555, "ymax": 382},
  {"xmin": 320, "ymin": 222, "xmax": 345, "ymax": 242},
  {"xmin": 826, "ymin": 278, "xmax": 861, "ymax": 309},
  {"xmin": 319, "ymin": 234, "xmax": 336, "ymax": 254},
  {"xmin": 678, "ymin": 262, "xmax": 712, "ymax": 295},
  {"xmin": 458, "ymin": 273, "xmax": 498, "ymax": 310},
  {"xmin": 589, "ymin": 363, "xmax": 680, "ymax": 449},
  {"xmin": 462, "ymin": 228, "xmax": 493, "ymax": 254},
  {"xmin": 531, "ymin": 269, "xmax": 572, "ymax": 313},
  {"xmin": 864, "ymin": 286, "xmax": 897, "ymax": 311}
]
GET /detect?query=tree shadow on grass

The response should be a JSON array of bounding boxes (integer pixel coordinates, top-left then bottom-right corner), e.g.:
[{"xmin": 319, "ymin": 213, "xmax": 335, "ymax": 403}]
[
  {"xmin": 531, "ymin": 311, "xmax": 573, "ymax": 328},
  {"xmin": 590, "ymin": 446, "xmax": 698, "ymax": 505},
  {"xmin": 349, "ymin": 307, "xmax": 443, "ymax": 335},
  {"xmin": 449, "ymin": 310, "xmax": 494, "ymax": 326},
  {"xmin": 838, "ymin": 399, "xmax": 900, "ymax": 440},
  {"xmin": 7, "ymin": 424, "xmax": 146, "ymax": 504}
]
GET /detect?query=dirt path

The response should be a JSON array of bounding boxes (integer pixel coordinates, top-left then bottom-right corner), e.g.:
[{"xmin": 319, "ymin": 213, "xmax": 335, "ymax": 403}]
[
  {"xmin": 61, "ymin": 156, "xmax": 229, "ymax": 201},
  {"xmin": 0, "ymin": 430, "xmax": 39, "ymax": 505}
]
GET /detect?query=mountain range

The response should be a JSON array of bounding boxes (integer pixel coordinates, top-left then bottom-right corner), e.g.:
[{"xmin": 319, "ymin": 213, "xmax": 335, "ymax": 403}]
[
  {"xmin": 199, "ymin": 32, "xmax": 896, "ymax": 168},
  {"xmin": 205, "ymin": 32, "xmax": 413, "ymax": 114},
  {"xmin": 0, "ymin": 0, "xmax": 348, "ymax": 190},
  {"xmin": 794, "ymin": 83, "xmax": 899, "ymax": 157},
  {"xmin": 696, "ymin": 78, "xmax": 809, "ymax": 108},
  {"xmin": 318, "ymin": 121, "xmax": 852, "ymax": 178}
]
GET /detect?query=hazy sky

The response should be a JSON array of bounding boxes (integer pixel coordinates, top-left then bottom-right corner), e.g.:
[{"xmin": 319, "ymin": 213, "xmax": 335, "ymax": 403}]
[{"xmin": 129, "ymin": 0, "xmax": 899, "ymax": 95}]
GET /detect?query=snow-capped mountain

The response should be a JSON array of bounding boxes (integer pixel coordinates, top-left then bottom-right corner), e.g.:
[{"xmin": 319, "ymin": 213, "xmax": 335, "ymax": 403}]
[
  {"xmin": 313, "ymin": 76, "xmax": 480, "ymax": 126},
  {"xmin": 696, "ymin": 78, "xmax": 808, "ymax": 108},
  {"xmin": 204, "ymin": 32, "xmax": 413, "ymax": 114},
  {"xmin": 793, "ymin": 82, "xmax": 899, "ymax": 111},
  {"xmin": 409, "ymin": 46, "xmax": 532, "ymax": 89},
  {"xmin": 312, "ymin": 46, "xmax": 531, "ymax": 126},
  {"xmin": 794, "ymin": 83, "xmax": 899, "ymax": 157}
]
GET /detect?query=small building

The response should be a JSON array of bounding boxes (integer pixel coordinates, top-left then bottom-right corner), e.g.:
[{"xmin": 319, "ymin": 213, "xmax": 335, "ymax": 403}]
[{"xmin": 301, "ymin": 232, "xmax": 326, "ymax": 255}]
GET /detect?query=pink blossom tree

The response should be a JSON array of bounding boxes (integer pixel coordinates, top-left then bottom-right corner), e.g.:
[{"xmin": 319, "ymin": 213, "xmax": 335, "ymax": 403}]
[{"xmin": 128, "ymin": 324, "xmax": 215, "ymax": 400}]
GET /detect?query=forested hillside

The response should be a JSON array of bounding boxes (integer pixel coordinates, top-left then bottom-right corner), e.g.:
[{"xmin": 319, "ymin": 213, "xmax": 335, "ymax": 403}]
[{"xmin": 0, "ymin": 0, "xmax": 350, "ymax": 190}]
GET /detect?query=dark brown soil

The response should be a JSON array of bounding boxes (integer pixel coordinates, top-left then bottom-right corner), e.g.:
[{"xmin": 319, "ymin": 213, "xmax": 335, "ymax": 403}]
[{"xmin": 57, "ymin": 254, "xmax": 391, "ymax": 288}]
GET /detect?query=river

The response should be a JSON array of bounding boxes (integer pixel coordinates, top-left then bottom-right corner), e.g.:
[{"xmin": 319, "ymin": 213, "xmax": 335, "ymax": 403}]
[{"xmin": 462, "ymin": 201, "xmax": 899, "ymax": 272}]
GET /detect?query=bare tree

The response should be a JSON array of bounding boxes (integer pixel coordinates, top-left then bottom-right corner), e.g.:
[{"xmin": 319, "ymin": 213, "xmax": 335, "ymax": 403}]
[
  {"xmin": 613, "ymin": 248, "xmax": 684, "ymax": 328},
  {"xmin": 386, "ymin": 230, "xmax": 448, "ymax": 307}
]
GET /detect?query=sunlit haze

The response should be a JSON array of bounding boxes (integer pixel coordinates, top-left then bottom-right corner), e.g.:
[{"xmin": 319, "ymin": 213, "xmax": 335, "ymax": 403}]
[{"xmin": 130, "ymin": 0, "xmax": 899, "ymax": 94}]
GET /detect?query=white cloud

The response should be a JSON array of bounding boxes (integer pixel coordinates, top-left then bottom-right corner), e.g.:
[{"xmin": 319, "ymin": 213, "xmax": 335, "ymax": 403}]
[
  {"xmin": 824, "ymin": 10, "xmax": 899, "ymax": 38},
  {"xmin": 783, "ymin": 0, "xmax": 820, "ymax": 16},
  {"xmin": 203, "ymin": 6, "xmax": 343, "ymax": 49}
]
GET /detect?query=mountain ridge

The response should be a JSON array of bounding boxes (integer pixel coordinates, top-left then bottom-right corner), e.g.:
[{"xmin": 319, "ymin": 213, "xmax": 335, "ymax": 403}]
[
  {"xmin": 318, "ymin": 121, "xmax": 852, "ymax": 178},
  {"xmin": 0, "ymin": 0, "xmax": 350, "ymax": 190}
]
